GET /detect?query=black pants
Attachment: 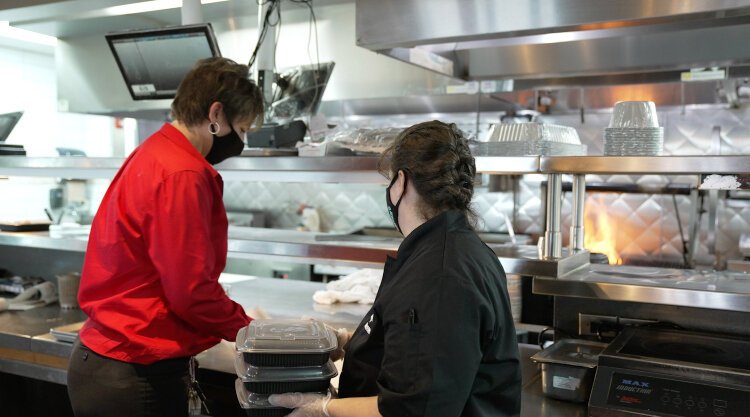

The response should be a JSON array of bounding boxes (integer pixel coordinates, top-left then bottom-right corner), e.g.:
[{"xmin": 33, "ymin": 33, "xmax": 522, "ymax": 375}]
[{"xmin": 67, "ymin": 340, "xmax": 190, "ymax": 417}]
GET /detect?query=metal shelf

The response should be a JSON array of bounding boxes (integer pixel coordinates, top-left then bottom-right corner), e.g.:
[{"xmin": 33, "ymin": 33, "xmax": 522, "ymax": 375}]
[
  {"xmin": 215, "ymin": 156, "xmax": 385, "ymax": 182},
  {"xmin": 228, "ymin": 238, "xmax": 589, "ymax": 277},
  {"xmin": 533, "ymin": 264, "xmax": 750, "ymax": 313},
  {"xmin": 540, "ymin": 155, "xmax": 750, "ymax": 175},
  {"xmin": 0, "ymin": 155, "xmax": 541, "ymax": 181},
  {"xmin": 0, "ymin": 157, "xmax": 122, "ymax": 179},
  {"xmin": 2, "ymin": 155, "xmax": 749, "ymax": 179},
  {"xmin": 475, "ymin": 156, "xmax": 540, "ymax": 174},
  {"xmin": 0, "ymin": 231, "xmax": 88, "ymax": 252},
  {"xmin": 0, "ymin": 229, "xmax": 589, "ymax": 277},
  {"xmin": 0, "ymin": 156, "xmax": 387, "ymax": 182}
]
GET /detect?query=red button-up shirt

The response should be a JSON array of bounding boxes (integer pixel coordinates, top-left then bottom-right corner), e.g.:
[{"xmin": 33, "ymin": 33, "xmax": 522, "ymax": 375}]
[{"xmin": 78, "ymin": 123, "xmax": 250, "ymax": 365}]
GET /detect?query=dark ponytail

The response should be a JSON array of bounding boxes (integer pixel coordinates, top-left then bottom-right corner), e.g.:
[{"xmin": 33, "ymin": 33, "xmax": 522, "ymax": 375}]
[{"xmin": 379, "ymin": 120, "xmax": 477, "ymax": 224}]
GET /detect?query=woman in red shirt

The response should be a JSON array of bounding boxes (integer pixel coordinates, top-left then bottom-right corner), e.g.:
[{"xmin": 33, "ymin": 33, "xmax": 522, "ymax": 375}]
[{"xmin": 67, "ymin": 57, "xmax": 264, "ymax": 417}]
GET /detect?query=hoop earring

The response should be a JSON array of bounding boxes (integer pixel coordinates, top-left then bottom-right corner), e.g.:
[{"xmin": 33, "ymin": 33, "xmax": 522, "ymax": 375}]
[{"xmin": 208, "ymin": 122, "xmax": 220, "ymax": 135}]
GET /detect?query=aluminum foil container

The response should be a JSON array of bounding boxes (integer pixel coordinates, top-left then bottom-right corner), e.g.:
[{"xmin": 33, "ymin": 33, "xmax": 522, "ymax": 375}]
[
  {"xmin": 478, "ymin": 122, "xmax": 586, "ymax": 156},
  {"xmin": 486, "ymin": 122, "xmax": 582, "ymax": 144}
]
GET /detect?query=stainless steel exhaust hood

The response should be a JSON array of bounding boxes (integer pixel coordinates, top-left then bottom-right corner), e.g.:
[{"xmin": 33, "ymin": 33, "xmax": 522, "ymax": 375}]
[{"xmin": 356, "ymin": 0, "xmax": 750, "ymax": 87}]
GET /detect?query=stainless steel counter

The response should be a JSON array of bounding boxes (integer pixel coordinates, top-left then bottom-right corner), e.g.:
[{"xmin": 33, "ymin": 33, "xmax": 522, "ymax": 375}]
[
  {"xmin": 0, "ymin": 306, "xmax": 86, "ymax": 350},
  {"xmin": 0, "ymin": 276, "xmax": 588, "ymax": 416},
  {"xmin": 0, "ymin": 305, "xmax": 86, "ymax": 384},
  {"xmin": 0, "ymin": 277, "xmax": 368, "ymax": 385},
  {"xmin": 534, "ymin": 264, "xmax": 750, "ymax": 312}
]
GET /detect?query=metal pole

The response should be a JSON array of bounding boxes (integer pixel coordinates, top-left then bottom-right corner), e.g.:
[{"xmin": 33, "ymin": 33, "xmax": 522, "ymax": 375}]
[
  {"xmin": 544, "ymin": 174, "xmax": 563, "ymax": 259},
  {"xmin": 512, "ymin": 175, "xmax": 520, "ymax": 232},
  {"xmin": 474, "ymin": 89, "xmax": 481, "ymax": 139},
  {"xmin": 569, "ymin": 174, "xmax": 586, "ymax": 252},
  {"xmin": 255, "ymin": 1, "xmax": 277, "ymax": 108},
  {"xmin": 686, "ymin": 188, "xmax": 700, "ymax": 268},
  {"xmin": 181, "ymin": 0, "xmax": 204, "ymax": 25},
  {"xmin": 707, "ymin": 189, "xmax": 718, "ymax": 255}
]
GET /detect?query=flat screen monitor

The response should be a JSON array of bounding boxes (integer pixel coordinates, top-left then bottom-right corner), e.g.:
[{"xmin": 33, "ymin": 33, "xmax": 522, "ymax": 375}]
[
  {"xmin": 270, "ymin": 62, "xmax": 334, "ymax": 121},
  {"xmin": 105, "ymin": 23, "xmax": 221, "ymax": 100},
  {"xmin": 0, "ymin": 112, "xmax": 23, "ymax": 142}
]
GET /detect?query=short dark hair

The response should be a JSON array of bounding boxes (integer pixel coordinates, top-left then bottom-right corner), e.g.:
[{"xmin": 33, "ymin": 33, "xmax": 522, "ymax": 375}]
[
  {"xmin": 171, "ymin": 57, "xmax": 263, "ymax": 127},
  {"xmin": 379, "ymin": 120, "xmax": 477, "ymax": 222}
]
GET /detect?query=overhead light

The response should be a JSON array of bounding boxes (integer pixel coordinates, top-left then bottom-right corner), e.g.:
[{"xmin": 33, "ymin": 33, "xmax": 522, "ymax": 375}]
[
  {"xmin": 102, "ymin": 0, "xmax": 180, "ymax": 16},
  {"xmin": 0, "ymin": 20, "xmax": 57, "ymax": 47},
  {"xmin": 100, "ymin": 0, "xmax": 228, "ymax": 17}
]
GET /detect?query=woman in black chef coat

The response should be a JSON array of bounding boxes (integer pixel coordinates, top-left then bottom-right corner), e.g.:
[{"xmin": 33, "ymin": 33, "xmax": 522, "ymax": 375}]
[{"xmin": 269, "ymin": 120, "xmax": 522, "ymax": 417}]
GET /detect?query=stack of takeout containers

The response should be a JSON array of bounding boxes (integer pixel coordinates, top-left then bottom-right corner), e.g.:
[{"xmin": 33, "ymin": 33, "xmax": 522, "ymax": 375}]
[
  {"xmin": 234, "ymin": 319, "xmax": 338, "ymax": 417},
  {"xmin": 604, "ymin": 101, "xmax": 664, "ymax": 156}
]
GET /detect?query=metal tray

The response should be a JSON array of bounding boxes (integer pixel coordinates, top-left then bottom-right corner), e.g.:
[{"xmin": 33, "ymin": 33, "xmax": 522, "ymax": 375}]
[
  {"xmin": 531, "ymin": 339, "xmax": 608, "ymax": 403},
  {"xmin": 0, "ymin": 222, "xmax": 50, "ymax": 232},
  {"xmin": 531, "ymin": 338, "xmax": 608, "ymax": 368},
  {"xmin": 240, "ymin": 148, "xmax": 299, "ymax": 157},
  {"xmin": 50, "ymin": 321, "xmax": 84, "ymax": 343}
]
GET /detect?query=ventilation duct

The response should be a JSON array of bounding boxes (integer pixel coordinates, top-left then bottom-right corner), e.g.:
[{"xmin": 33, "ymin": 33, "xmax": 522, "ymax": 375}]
[{"xmin": 356, "ymin": 0, "xmax": 750, "ymax": 88}]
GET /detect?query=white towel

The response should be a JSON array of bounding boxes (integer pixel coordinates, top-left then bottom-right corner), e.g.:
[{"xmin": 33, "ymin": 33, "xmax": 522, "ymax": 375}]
[
  {"xmin": 7, "ymin": 281, "xmax": 58, "ymax": 311},
  {"xmin": 313, "ymin": 268, "xmax": 383, "ymax": 305}
]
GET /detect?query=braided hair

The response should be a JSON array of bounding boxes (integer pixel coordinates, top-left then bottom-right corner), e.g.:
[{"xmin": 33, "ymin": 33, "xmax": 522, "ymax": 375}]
[{"xmin": 379, "ymin": 120, "xmax": 477, "ymax": 224}]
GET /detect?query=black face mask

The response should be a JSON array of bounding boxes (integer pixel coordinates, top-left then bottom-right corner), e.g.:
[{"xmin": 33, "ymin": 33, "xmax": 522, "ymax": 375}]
[
  {"xmin": 386, "ymin": 172, "xmax": 407, "ymax": 234},
  {"xmin": 205, "ymin": 127, "xmax": 244, "ymax": 165}
]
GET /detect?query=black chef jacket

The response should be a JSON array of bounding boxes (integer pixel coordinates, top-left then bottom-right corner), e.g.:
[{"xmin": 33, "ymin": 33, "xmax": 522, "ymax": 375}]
[{"xmin": 338, "ymin": 210, "xmax": 521, "ymax": 417}]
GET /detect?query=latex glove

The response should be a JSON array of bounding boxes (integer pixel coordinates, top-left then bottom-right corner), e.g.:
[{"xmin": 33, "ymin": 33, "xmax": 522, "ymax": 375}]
[
  {"xmin": 326, "ymin": 325, "xmax": 352, "ymax": 362},
  {"xmin": 246, "ymin": 306, "xmax": 272, "ymax": 320},
  {"xmin": 268, "ymin": 392, "xmax": 331, "ymax": 417}
]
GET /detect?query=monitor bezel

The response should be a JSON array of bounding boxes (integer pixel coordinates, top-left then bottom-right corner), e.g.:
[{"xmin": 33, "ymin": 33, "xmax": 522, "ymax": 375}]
[
  {"xmin": 105, "ymin": 23, "xmax": 221, "ymax": 101},
  {"xmin": 270, "ymin": 61, "xmax": 335, "ymax": 120},
  {"xmin": 0, "ymin": 111, "xmax": 23, "ymax": 143}
]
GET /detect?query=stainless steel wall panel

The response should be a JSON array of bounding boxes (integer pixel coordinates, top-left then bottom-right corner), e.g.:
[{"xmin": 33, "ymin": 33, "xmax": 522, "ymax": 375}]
[
  {"xmin": 546, "ymin": 107, "xmax": 750, "ymax": 263},
  {"xmin": 223, "ymin": 106, "xmax": 749, "ymax": 265},
  {"xmin": 224, "ymin": 182, "xmax": 392, "ymax": 232}
]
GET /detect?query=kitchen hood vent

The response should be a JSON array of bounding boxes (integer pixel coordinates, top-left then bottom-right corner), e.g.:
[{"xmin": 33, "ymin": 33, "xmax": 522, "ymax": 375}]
[{"xmin": 356, "ymin": 0, "xmax": 750, "ymax": 87}]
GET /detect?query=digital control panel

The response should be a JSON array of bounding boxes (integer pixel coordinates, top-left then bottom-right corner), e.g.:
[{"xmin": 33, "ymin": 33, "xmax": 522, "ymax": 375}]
[{"xmin": 607, "ymin": 372, "xmax": 749, "ymax": 417}]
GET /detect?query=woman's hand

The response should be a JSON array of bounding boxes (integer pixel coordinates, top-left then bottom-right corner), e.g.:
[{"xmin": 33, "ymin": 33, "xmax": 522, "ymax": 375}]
[
  {"xmin": 327, "ymin": 325, "xmax": 352, "ymax": 361},
  {"xmin": 268, "ymin": 392, "xmax": 332, "ymax": 417}
]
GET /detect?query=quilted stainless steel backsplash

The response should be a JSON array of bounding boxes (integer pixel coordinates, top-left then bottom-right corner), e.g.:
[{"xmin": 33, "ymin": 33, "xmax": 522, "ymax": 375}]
[
  {"xmin": 224, "ymin": 182, "xmax": 392, "ymax": 232},
  {"xmin": 224, "ymin": 106, "xmax": 750, "ymax": 265}
]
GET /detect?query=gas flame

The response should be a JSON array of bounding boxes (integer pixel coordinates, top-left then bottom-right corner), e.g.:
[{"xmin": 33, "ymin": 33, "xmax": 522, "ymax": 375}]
[{"xmin": 584, "ymin": 198, "xmax": 623, "ymax": 265}]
